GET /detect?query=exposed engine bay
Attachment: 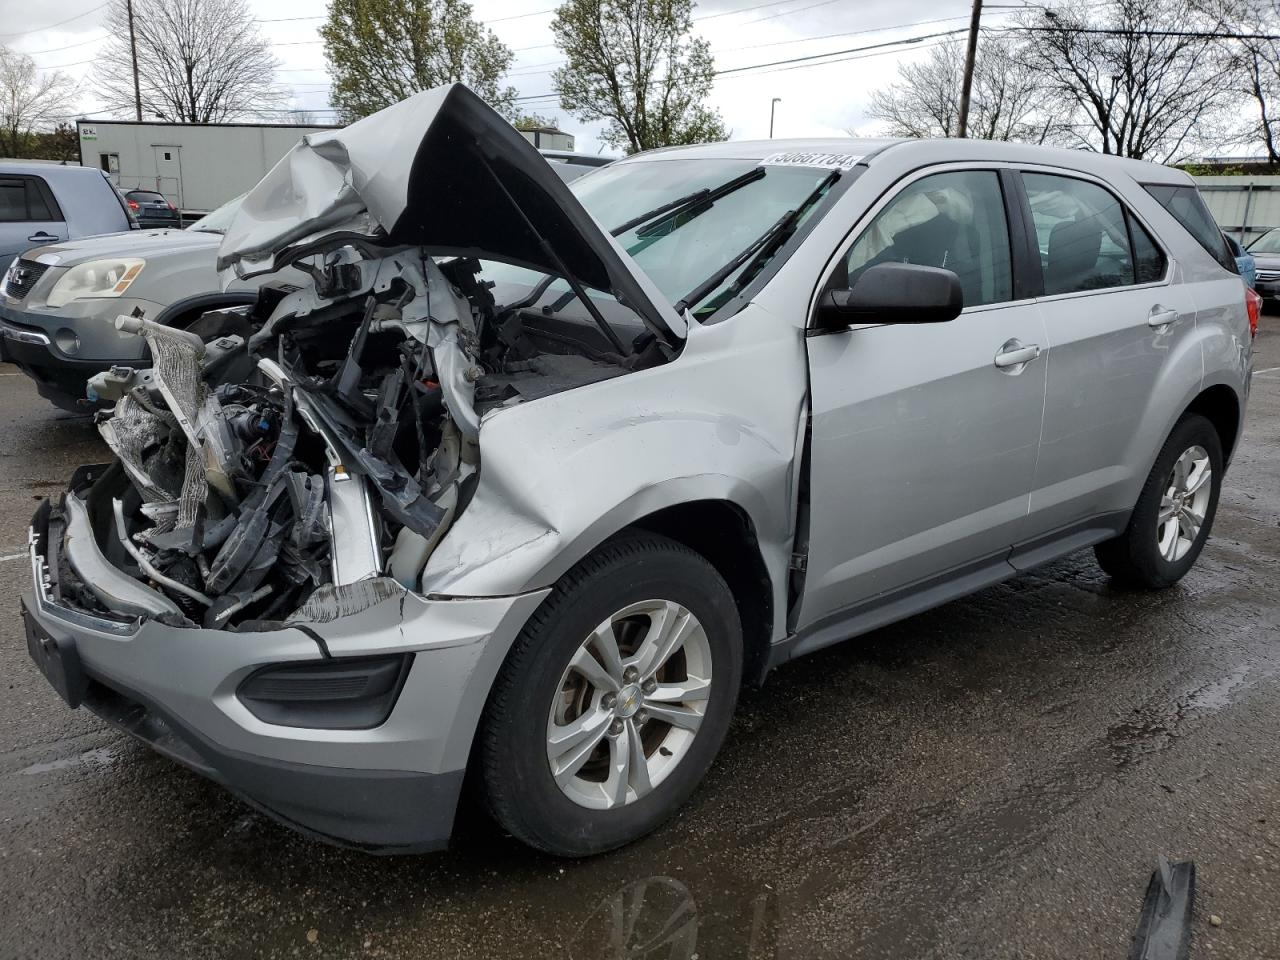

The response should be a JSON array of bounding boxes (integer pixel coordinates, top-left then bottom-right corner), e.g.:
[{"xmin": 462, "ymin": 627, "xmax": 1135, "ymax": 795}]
[{"xmin": 57, "ymin": 248, "xmax": 662, "ymax": 630}]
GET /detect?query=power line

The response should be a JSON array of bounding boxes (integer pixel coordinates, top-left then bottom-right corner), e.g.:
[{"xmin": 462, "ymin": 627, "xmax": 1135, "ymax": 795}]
[
  {"xmin": 1011, "ymin": 26, "xmax": 1280, "ymax": 40},
  {"xmin": 488, "ymin": 7, "xmax": 557, "ymax": 22},
  {"xmin": 0, "ymin": 2, "xmax": 108, "ymax": 38},
  {"xmin": 505, "ymin": 11, "xmax": 1013, "ymax": 80},
  {"xmin": 729, "ymin": 0, "xmax": 847, "ymax": 28},
  {"xmin": 15, "ymin": 32, "xmax": 109, "ymax": 55},
  {"xmin": 510, "ymin": 26, "xmax": 971, "ymax": 102}
]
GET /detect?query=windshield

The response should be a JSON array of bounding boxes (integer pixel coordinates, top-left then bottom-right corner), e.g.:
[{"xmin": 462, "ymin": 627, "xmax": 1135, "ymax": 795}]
[
  {"xmin": 1249, "ymin": 228, "xmax": 1280, "ymax": 254},
  {"xmin": 188, "ymin": 194, "xmax": 247, "ymax": 235},
  {"xmin": 483, "ymin": 157, "xmax": 841, "ymax": 322}
]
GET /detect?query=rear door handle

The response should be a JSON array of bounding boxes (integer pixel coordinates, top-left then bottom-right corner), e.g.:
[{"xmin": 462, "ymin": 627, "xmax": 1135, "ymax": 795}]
[
  {"xmin": 994, "ymin": 340, "xmax": 1041, "ymax": 369},
  {"xmin": 1148, "ymin": 306, "xmax": 1179, "ymax": 328},
  {"xmin": 26, "ymin": 232, "xmax": 56, "ymax": 243}
]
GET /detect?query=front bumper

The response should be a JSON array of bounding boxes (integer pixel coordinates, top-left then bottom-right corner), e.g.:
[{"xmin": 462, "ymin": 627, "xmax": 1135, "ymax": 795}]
[
  {"xmin": 0, "ymin": 298, "xmax": 155, "ymax": 411},
  {"xmin": 23, "ymin": 500, "xmax": 549, "ymax": 853},
  {"xmin": 1257, "ymin": 278, "xmax": 1280, "ymax": 301}
]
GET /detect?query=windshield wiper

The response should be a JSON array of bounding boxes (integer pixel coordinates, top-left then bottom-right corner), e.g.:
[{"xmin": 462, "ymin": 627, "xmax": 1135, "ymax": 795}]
[
  {"xmin": 673, "ymin": 170, "xmax": 840, "ymax": 316},
  {"xmin": 610, "ymin": 167, "xmax": 766, "ymax": 238}
]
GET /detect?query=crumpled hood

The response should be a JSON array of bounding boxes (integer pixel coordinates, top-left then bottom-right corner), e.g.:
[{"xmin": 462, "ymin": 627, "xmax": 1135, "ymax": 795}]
[
  {"xmin": 217, "ymin": 83, "xmax": 685, "ymax": 343},
  {"xmin": 28, "ymin": 228, "xmax": 219, "ymax": 267}
]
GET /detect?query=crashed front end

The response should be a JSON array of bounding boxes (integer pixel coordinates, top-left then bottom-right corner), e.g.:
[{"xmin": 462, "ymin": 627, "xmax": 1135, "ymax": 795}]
[{"xmin": 21, "ymin": 83, "xmax": 677, "ymax": 851}]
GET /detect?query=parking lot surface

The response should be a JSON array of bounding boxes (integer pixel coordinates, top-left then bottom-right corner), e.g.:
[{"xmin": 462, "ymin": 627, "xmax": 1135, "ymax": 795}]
[{"xmin": 2, "ymin": 321, "xmax": 1279, "ymax": 959}]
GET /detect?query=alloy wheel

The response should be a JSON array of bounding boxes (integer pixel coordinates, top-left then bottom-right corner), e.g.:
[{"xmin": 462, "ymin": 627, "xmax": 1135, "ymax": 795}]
[
  {"xmin": 546, "ymin": 599, "xmax": 713, "ymax": 810},
  {"xmin": 1157, "ymin": 444, "xmax": 1212, "ymax": 562}
]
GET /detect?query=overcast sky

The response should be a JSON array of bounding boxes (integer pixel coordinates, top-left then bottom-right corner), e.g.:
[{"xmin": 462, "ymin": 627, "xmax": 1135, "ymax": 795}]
[{"xmin": 0, "ymin": 0, "xmax": 1033, "ymax": 153}]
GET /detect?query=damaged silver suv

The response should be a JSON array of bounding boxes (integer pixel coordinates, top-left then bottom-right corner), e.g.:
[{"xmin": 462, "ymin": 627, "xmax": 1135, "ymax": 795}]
[{"xmin": 22, "ymin": 85, "xmax": 1254, "ymax": 857}]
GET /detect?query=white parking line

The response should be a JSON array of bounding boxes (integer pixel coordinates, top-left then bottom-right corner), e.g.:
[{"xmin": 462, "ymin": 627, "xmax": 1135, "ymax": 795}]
[{"xmin": 0, "ymin": 552, "xmax": 26, "ymax": 562}]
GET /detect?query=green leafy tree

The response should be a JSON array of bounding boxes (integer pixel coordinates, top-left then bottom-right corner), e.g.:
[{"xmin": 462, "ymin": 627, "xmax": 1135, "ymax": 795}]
[
  {"xmin": 551, "ymin": 0, "xmax": 727, "ymax": 153},
  {"xmin": 322, "ymin": 0, "xmax": 517, "ymax": 123},
  {"xmin": 513, "ymin": 112, "xmax": 557, "ymax": 131}
]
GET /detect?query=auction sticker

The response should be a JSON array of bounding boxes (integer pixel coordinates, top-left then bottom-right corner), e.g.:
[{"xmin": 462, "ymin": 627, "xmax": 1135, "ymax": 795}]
[{"xmin": 762, "ymin": 151, "xmax": 862, "ymax": 170}]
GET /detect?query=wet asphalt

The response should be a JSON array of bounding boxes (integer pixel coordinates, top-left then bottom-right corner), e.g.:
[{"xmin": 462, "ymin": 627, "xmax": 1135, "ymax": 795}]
[{"xmin": 1, "ymin": 320, "xmax": 1279, "ymax": 960}]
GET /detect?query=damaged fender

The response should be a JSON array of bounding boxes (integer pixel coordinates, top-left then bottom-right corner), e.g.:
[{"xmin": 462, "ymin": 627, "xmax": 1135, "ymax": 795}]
[{"xmin": 420, "ymin": 303, "xmax": 809, "ymax": 645}]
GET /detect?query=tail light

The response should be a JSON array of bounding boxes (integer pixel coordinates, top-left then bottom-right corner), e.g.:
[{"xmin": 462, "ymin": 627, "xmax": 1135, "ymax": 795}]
[
  {"xmin": 166, "ymin": 201, "xmax": 176, "ymax": 211},
  {"xmin": 127, "ymin": 199, "xmax": 138, "ymax": 210},
  {"xmin": 1246, "ymin": 287, "xmax": 1261, "ymax": 338}
]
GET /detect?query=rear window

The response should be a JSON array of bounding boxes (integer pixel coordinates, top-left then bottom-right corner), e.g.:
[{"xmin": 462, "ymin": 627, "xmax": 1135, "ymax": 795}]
[
  {"xmin": 1143, "ymin": 184, "xmax": 1236, "ymax": 272},
  {"xmin": 128, "ymin": 191, "xmax": 167, "ymax": 203}
]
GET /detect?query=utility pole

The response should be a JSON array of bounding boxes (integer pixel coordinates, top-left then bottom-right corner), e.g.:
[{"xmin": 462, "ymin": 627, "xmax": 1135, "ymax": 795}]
[
  {"xmin": 127, "ymin": 0, "xmax": 142, "ymax": 121},
  {"xmin": 769, "ymin": 97, "xmax": 781, "ymax": 138},
  {"xmin": 956, "ymin": 0, "xmax": 982, "ymax": 138}
]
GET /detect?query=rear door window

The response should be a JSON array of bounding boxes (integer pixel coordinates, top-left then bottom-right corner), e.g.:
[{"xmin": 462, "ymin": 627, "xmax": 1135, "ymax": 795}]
[
  {"xmin": 25, "ymin": 179, "xmax": 54, "ymax": 220},
  {"xmin": 1023, "ymin": 173, "xmax": 1154, "ymax": 295},
  {"xmin": 1143, "ymin": 183, "xmax": 1236, "ymax": 271},
  {"xmin": 0, "ymin": 176, "xmax": 62, "ymax": 222},
  {"xmin": 0, "ymin": 179, "xmax": 26, "ymax": 221}
]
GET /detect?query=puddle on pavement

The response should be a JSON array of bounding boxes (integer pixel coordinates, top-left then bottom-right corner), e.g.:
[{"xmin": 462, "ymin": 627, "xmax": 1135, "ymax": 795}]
[
  {"xmin": 1107, "ymin": 663, "xmax": 1257, "ymax": 768},
  {"xmin": 19, "ymin": 745, "xmax": 120, "ymax": 776}
]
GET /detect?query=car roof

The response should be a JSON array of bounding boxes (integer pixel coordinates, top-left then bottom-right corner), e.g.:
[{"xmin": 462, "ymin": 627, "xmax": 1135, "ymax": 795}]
[
  {"xmin": 618, "ymin": 137, "xmax": 1192, "ymax": 185},
  {"xmin": 0, "ymin": 161, "xmax": 105, "ymax": 180}
]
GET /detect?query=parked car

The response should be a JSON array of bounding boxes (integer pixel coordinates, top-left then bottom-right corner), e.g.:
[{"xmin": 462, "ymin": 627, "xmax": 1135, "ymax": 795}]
[
  {"xmin": 3, "ymin": 145, "xmax": 588, "ymax": 413},
  {"xmin": 123, "ymin": 188, "xmax": 180, "ymax": 229},
  {"xmin": 0, "ymin": 162, "xmax": 133, "ymax": 271},
  {"xmin": 0, "ymin": 196, "xmax": 261, "ymax": 412},
  {"xmin": 1225, "ymin": 233, "xmax": 1256, "ymax": 288},
  {"xmin": 541, "ymin": 149, "xmax": 614, "ymax": 182},
  {"xmin": 22, "ymin": 85, "xmax": 1253, "ymax": 859},
  {"xmin": 1247, "ymin": 226, "xmax": 1280, "ymax": 305}
]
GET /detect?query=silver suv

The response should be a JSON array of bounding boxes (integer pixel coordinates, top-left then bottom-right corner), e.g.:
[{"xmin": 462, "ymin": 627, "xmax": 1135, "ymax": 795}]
[{"xmin": 21, "ymin": 85, "xmax": 1254, "ymax": 858}]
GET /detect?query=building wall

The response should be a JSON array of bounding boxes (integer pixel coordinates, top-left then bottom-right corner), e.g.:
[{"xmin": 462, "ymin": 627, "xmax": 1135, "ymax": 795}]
[
  {"xmin": 77, "ymin": 120, "xmax": 338, "ymax": 214},
  {"xmin": 1192, "ymin": 175, "xmax": 1280, "ymax": 245},
  {"xmin": 519, "ymin": 129, "xmax": 575, "ymax": 151}
]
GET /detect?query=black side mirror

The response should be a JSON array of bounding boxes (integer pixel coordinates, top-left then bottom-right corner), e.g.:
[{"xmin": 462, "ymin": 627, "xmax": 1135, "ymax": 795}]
[{"xmin": 815, "ymin": 261, "xmax": 964, "ymax": 330}]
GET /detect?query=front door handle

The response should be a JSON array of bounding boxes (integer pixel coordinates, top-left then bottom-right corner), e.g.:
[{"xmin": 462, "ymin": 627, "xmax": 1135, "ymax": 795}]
[
  {"xmin": 994, "ymin": 339, "xmax": 1042, "ymax": 369},
  {"xmin": 26, "ymin": 232, "xmax": 56, "ymax": 243},
  {"xmin": 1148, "ymin": 305, "xmax": 1179, "ymax": 328}
]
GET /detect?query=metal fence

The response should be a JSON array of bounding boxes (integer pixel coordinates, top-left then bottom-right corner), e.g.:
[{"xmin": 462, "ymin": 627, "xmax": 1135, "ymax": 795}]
[{"xmin": 1192, "ymin": 175, "xmax": 1280, "ymax": 245}]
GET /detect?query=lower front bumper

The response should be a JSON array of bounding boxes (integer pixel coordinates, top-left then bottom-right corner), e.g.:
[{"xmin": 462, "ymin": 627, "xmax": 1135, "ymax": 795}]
[
  {"xmin": 64, "ymin": 643, "xmax": 463, "ymax": 854},
  {"xmin": 23, "ymin": 496, "xmax": 550, "ymax": 853},
  {"xmin": 0, "ymin": 300, "xmax": 152, "ymax": 411}
]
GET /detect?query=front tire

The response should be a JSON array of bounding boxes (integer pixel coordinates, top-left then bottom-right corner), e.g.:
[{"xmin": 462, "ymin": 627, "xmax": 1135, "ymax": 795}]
[
  {"xmin": 1094, "ymin": 413, "xmax": 1223, "ymax": 588},
  {"xmin": 479, "ymin": 533, "xmax": 743, "ymax": 857}
]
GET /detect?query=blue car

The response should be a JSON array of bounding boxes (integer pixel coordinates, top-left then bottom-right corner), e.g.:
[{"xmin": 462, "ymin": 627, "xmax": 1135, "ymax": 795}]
[{"xmin": 1224, "ymin": 233, "xmax": 1256, "ymax": 289}]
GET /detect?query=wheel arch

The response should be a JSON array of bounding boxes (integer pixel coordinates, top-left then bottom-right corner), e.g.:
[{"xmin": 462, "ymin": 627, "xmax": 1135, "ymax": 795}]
[
  {"xmin": 154, "ymin": 290, "xmax": 258, "ymax": 328},
  {"xmin": 1183, "ymin": 382, "xmax": 1242, "ymax": 463},
  {"xmin": 628, "ymin": 499, "xmax": 775, "ymax": 688}
]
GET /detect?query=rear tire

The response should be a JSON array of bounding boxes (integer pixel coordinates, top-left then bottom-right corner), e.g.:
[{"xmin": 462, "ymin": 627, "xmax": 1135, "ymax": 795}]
[
  {"xmin": 479, "ymin": 533, "xmax": 742, "ymax": 857},
  {"xmin": 1094, "ymin": 413, "xmax": 1223, "ymax": 589}
]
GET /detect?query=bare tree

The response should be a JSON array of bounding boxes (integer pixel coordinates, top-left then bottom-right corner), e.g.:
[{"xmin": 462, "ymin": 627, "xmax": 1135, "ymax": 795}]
[
  {"xmin": 95, "ymin": 0, "xmax": 284, "ymax": 123},
  {"xmin": 1018, "ymin": 0, "xmax": 1233, "ymax": 162},
  {"xmin": 1217, "ymin": 0, "xmax": 1280, "ymax": 162},
  {"xmin": 867, "ymin": 35, "xmax": 1065, "ymax": 142},
  {"xmin": 0, "ymin": 47, "xmax": 77, "ymax": 158}
]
